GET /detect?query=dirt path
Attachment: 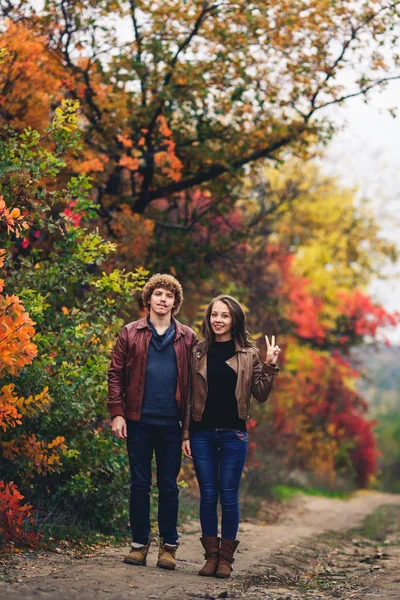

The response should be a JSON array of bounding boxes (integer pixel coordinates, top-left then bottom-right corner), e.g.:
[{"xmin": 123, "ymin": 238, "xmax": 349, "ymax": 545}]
[{"xmin": 1, "ymin": 491, "xmax": 400, "ymax": 600}]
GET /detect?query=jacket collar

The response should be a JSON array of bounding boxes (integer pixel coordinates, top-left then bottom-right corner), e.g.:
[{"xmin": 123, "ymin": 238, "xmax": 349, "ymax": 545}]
[
  {"xmin": 196, "ymin": 338, "xmax": 248, "ymax": 357},
  {"xmin": 136, "ymin": 316, "xmax": 151, "ymax": 330},
  {"xmin": 136, "ymin": 315, "xmax": 187, "ymax": 339}
]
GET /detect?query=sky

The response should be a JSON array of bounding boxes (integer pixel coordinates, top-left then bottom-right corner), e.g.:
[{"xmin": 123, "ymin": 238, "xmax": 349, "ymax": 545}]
[{"xmin": 321, "ymin": 81, "xmax": 400, "ymax": 342}]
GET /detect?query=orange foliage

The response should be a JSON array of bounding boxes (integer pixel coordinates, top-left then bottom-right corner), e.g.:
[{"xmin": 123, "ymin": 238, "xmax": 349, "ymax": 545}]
[
  {"xmin": 119, "ymin": 155, "xmax": 140, "ymax": 171},
  {"xmin": 75, "ymin": 157, "xmax": 106, "ymax": 175},
  {"xmin": 0, "ymin": 381, "xmax": 65, "ymax": 547},
  {"xmin": 71, "ymin": 149, "xmax": 109, "ymax": 176},
  {"xmin": 110, "ymin": 204, "xmax": 154, "ymax": 265},
  {"xmin": 0, "ymin": 383, "xmax": 63, "ymax": 479},
  {"xmin": 0, "ymin": 196, "xmax": 29, "ymax": 238},
  {"xmin": 2, "ymin": 384, "xmax": 53, "ymax": 420},
  {"xmin": 0, "ymin": 190, "xmax": 66, "ymax": 549},
  {"xmin": 0, "ymin": 248, "xmax": 5, "ymax": 293},
  {"xmin": 0, "ymin": 21, "xmax": 64, "ymax": 131},
  {"xmin": 0, "ymin": 294, "xmax": 37, "ymax": 378},
  {"xmin": 117, "ymin": 134, "xmax": 133, "ymax": 148},
  {"xmin": 116, "ymin": 116, "xmax": 183, "ymax": 183},
  {"xmin": 0, "ymin": 481, "xmax": 37, "ymax": 547},
  {"xmin": 2, "ymin": 434, "xmax": 66, "ymax": 476},
  {"xmin": 0, "ymin": 199, "xmax": 37, "ymax": 378},
  {"xmin": 153, "ymin": 116, "xmax": 183, "ymax": 182},
  {"xmin": 0, "ymin": 385, "xmax": 22, "ymax": 432}
]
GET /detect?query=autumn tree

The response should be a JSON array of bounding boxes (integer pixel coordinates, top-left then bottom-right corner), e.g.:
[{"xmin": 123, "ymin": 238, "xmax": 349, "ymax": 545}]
[
  {"xmin": 0, "ymin": 100, "xmax": 148, "ymax": 538},
  {"xmin": 0, "ymin": 100, "xmax": 83, "ymax": 545},
  {"xmin": 2, "ymin": 1, "xmax": 400, "ymax": 223},
  {"xmin": 184, "ymin": 163, "xmax": 399, "ymax": 488},
  {"xmin": 0, "ymin": 171, "xmax": 64, "ymax": 548},
  {"xmin": 0, "ymin": 24, "xmax": 65, "ymax": 131}
]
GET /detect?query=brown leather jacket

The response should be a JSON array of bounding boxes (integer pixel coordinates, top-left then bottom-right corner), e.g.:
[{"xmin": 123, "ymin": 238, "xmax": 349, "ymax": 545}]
[
  {"xmin": 107, "ymin": 316, "xmax": 197, "ymax": 421},
  {"xmin": 182, "ymin": 340, "xmax": 278, "ymax": 440}
]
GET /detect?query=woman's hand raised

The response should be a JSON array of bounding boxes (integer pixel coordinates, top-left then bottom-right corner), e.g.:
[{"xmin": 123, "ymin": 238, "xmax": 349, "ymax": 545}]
[{"xmin": 265, "ymin": 335, "xmax": 281, "ymax": 365}]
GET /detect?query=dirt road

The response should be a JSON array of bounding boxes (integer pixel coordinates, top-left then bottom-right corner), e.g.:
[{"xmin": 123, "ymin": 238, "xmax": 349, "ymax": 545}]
[{"xmin": 1, "ymin": 491, "xmax": 400, "ymax": 600}]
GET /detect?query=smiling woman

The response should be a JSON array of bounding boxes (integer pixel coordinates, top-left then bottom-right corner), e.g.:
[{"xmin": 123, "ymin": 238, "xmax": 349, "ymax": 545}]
[
  {"xmin": 209, "ymin": 300, "xmax": 233, "ymax": 342},
  {"xmin": 182, "ymin": 294, "xmax": 280, "ymax": 578}
]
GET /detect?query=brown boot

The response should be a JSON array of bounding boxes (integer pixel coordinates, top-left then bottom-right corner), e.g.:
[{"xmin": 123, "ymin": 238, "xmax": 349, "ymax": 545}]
[
  {"xmin": 157, "ymin": 539, "xmax": 179, "ymax": 570},
  {"xmin": 198, "ymin": 536, "xmax": 220, "ymax": 576},
  {"xmin": 123, "ymin": 539, "xmax": 151, "ymax": 566},
  {"xmin": 215, "ymin": 538, "xmax": 239, "ymax": 578}
]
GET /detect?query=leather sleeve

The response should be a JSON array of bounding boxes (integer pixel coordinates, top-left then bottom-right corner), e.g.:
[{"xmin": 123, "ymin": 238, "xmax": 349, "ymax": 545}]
[
  {"xmin": 181, "ymin": 339, "xmax": 198, "ymax": 440},
  {"xmin": 181, "ymin": 368, "xmax": 192, "ymax": 440},
  {"xmin": 107, "ymin": 327, "xmax": 128, "ymax": 418},
  {"xmin": 181, "ymin": 330, "xmax": 198, "ymax": 439},
  {"xmin": 251, "ymin": 349, "xmax": 279, "ymax": 403}
]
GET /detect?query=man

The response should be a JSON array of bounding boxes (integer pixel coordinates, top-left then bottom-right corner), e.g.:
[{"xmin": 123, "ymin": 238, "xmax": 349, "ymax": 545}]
[{"xmin": 108, "ymin": 273, "xmax": 197, "ymax": 569}]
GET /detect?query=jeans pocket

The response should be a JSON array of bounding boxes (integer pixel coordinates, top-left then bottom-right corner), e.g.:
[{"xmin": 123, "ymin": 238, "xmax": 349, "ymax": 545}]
[{"xmin": 235, "ymin": 430, "xmax": 248, "ymax": 442}]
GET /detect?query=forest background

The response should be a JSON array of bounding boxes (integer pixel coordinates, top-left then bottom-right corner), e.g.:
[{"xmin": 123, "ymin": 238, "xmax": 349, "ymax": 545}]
[{"xmin": 1, "ymin": 0, "xmax": 400, "ymax": 549}]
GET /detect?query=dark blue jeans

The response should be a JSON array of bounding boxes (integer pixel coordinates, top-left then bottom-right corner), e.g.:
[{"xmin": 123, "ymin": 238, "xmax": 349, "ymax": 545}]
[
  {"xmin": 190, "ymin": 429, "xmax": 248, "ymax": 540},
  {"xmin": 126, "ymin": 420, "xmax": 182, "ymax": 545}
]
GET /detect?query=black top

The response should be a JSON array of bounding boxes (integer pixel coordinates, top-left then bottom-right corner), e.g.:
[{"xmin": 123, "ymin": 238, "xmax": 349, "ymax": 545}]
[{"xmin": 190, "ymin": 339, "xmax": 247, "ymax": 433}]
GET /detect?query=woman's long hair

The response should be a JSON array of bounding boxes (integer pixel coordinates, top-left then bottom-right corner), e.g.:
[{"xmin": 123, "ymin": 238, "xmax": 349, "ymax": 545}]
[{"xmin": 201, "ymin": 295, "xmax": 256, "ymax": 353}]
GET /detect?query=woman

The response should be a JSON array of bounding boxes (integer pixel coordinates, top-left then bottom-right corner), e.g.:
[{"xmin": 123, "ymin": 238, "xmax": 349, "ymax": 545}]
[{"xmin": 182, "ymin": 295, "xmax": 280, "ymax": 579}]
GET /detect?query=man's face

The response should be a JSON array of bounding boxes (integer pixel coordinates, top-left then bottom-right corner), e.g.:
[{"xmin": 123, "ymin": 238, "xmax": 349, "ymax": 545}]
[{"xmin": 149, "ymin": 287, "xmax": 175, "ymax": 317}]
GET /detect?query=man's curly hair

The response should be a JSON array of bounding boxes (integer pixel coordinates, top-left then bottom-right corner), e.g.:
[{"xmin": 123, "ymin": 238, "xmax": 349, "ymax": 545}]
[{"xmin": 141, "ymin": 273, "xmax": 183, "ymax": 316}]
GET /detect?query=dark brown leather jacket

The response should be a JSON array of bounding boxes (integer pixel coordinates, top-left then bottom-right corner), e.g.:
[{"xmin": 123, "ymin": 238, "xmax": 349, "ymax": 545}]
[
  {"xmin": 107, "ymin": 316, "xmax": 197, "ymax": 421},
  {"xmin": 182, "ymin": 340, "xmax": 278, "ymax": 440}
]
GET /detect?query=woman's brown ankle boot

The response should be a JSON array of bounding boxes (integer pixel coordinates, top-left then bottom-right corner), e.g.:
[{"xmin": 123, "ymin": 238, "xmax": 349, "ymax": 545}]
[
  {"xmin": 215, "ymin": 538, "xmax": 239, "ymax": 578},
  {"xmin": 198, "ymin": 536, "xmax": 220, "ymax": 576}
]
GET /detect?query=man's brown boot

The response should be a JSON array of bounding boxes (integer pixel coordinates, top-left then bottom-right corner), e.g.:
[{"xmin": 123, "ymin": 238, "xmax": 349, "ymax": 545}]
[
  {"xmin": 198, "ymin": 536, "xmax": 220, "ymax": 576},
  {"xmin": 215, "ymin": 538, "xmax": 240, "ymax": 578},
  {"xmin": 157, "ymin": 539, "xmax": 179, "ymax": 570},
  {"xmin": 123, "ymin": 540, "xmax": 151, "ymax": 566}
]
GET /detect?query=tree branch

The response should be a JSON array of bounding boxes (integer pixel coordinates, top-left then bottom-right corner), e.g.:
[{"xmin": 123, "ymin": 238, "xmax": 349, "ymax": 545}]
[
  {"xmin": 314, "ymin": 75, "xmax": 400, "ymax": 113},
  {"xmin": 58, "ymin": 0, "xmax": 104, "ymax": 132},
  {"xmin": 144, "ymin": 2, "xmax": 216, "ymax": 143},
  {"xmin": 129, "ymin": 0, "xmax": 148, "ymax": 108},
  {"xmin": 306, "ymin": 3, "xmax": 400, "ymax": 117},
  {"xmin": 133, "ymin": 124, "xmax": 307, "ymax": 212},
  {"xmin": 154, "ymin": 202, "xmax": 215, "ymax": 231}
]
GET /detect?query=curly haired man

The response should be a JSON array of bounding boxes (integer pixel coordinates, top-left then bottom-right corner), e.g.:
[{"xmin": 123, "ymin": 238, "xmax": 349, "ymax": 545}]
[{"xmin": 108, "ymin": 273, "xmax": 197, "ymax": 569}]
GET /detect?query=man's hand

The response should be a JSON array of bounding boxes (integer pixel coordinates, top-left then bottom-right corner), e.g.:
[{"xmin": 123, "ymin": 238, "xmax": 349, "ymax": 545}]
[
  {"xmin": 182, "ymin": 440, "xmax": 192, "ymax": 460},
  {"xmin": 111, "ymin": 415, "xmax": 127, "ymax": 439}
]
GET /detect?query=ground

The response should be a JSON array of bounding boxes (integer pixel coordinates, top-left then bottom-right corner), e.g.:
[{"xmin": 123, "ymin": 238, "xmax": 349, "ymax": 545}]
[{"xmin": 1, "ymin": 491, "xmax": 400, "ymax": 600}]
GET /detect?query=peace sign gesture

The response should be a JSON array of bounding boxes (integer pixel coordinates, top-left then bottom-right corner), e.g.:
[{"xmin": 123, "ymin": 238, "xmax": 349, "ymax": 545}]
[{"xmin": 265, "ymin": 335, "xmax": 281, "ymax": 365}]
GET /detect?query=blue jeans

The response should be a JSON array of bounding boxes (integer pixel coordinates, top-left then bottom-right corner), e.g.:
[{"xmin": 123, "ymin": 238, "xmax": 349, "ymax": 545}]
[
  {"xmin": 126, "ymin": 420, "xmax": 182, "ymax": 545},
  {"xmin": 190, "ymin": 429, "xmax": 248, "ymax": 540}
]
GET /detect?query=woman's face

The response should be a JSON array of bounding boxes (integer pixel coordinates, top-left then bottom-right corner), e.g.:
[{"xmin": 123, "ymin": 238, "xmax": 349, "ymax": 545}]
[{"xmin": 210, "ymin": 300, "xmax": 233, "ymax": 340}]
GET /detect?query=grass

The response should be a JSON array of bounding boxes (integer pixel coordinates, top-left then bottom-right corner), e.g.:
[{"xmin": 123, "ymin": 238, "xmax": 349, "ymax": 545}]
[
  {"xmin": 272, "ymin": 484, "xmax": 351, "ymax": 502},
  {"xmin": 353, "ymin": 503, "xmax": 400, "ymax": 542}
]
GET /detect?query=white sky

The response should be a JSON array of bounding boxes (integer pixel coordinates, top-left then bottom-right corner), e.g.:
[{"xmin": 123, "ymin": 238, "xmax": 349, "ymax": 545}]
[{"xmin": 321, "ymin": 81, "xmax": 400, "ymax": 342}]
